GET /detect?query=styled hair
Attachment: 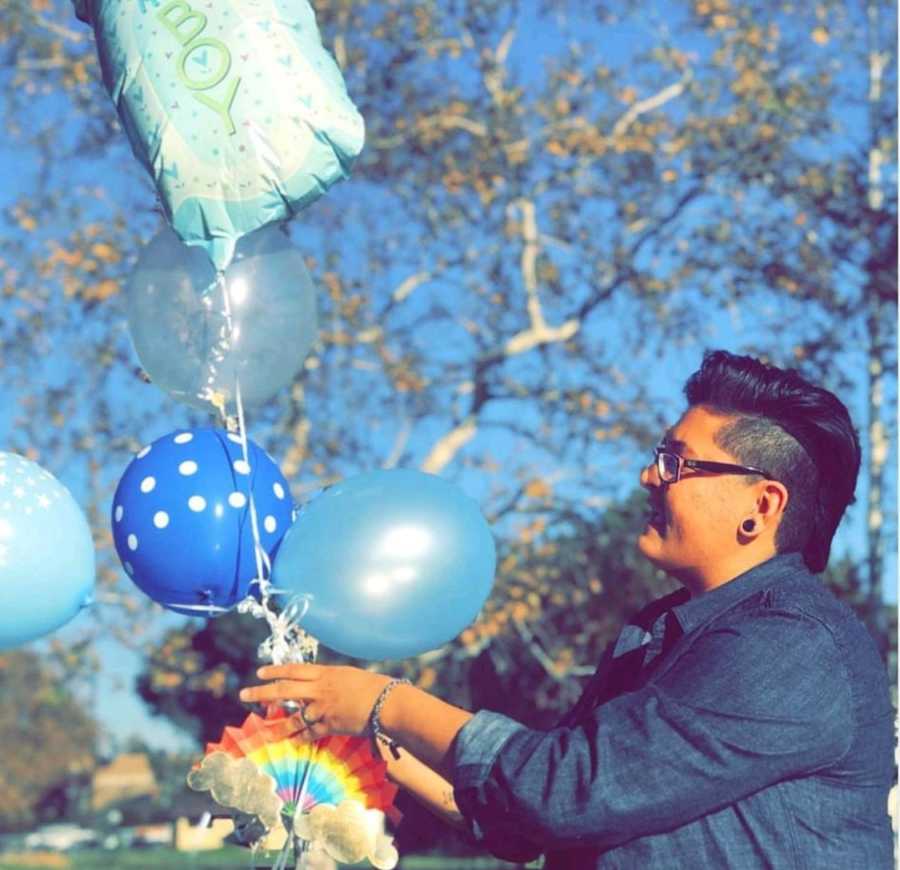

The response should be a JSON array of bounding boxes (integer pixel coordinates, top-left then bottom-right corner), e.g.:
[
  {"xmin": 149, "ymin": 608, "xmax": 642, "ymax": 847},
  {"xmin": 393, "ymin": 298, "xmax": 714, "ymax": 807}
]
[{"xmin": 683, "ymin": 350, "xmax": 860, "ymax": 573}]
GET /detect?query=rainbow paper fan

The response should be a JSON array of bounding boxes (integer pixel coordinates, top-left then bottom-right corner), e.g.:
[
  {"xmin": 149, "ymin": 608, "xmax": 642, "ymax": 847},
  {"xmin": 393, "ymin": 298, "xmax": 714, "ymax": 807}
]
[{"xmin": 203, "ymin": 706, "xmax": 401, "ymax": 826}]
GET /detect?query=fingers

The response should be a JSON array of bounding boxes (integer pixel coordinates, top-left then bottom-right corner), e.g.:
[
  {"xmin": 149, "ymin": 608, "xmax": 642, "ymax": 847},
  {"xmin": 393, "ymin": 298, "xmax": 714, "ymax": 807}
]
[
  {"xmin": 257, "ymin": 663, "xmax": 322, "ymax": 681},
  {"xmin": 239, "ymin": 664, "xmax": 323, "ymax": 705},
  {"xmin": 239, "ymin": 679, "xmax": 320, "ymax": 705}
]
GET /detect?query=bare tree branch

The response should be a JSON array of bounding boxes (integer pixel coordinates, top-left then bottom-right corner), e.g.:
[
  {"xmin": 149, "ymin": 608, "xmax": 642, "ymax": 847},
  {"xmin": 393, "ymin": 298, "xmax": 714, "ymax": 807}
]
[
  {"xmin": 610, "ymin": 72, "xmax": 692, "ymax": 140},
  {"xmin": 503, "ymin": 198, "xmax": 582, "ymax": 354},
  {"xmin": 420, "ymin": 415, "xmax": 478, "ymax": 473},
  {"xmin": 513, "ymin": 619, "xmax": 596, "ymax": 680},
  {"xmin": 393, "ymin": 270, "xmax": 433, "ymax": 304},
  {"xmin": 32, "ymin": 13, "xmax": 86, "ymax": 43},
  {"xmin": 383, "ymin": 418, "xmax": 412, "ymax": 469}
]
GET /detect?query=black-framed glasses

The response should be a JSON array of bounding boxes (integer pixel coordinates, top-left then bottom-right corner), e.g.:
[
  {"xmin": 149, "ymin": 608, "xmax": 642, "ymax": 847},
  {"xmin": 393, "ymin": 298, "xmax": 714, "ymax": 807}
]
[{"xmin": 654, "ymin": 446, "xmax": 773, "ymax": 484}]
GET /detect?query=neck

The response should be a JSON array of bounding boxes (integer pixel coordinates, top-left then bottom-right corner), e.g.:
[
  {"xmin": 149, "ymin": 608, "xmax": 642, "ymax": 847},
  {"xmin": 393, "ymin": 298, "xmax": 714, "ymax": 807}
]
[{"xmin": 678, "ymin": 544, "xmax": 779, "ymax": 596}]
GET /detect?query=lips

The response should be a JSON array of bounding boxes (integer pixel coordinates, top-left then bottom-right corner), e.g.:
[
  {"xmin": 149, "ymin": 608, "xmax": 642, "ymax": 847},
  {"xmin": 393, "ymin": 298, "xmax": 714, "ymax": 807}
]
[{"xmin": 645, "ymin": 500, "xmax": 666, "ymax": 532}]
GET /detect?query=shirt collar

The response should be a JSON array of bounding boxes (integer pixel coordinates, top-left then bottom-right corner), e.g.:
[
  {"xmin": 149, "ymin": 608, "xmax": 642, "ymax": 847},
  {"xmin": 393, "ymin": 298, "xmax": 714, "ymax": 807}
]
[{"xmin": 670, "ymin": 552, "xmax": 810, "ymax": 636}]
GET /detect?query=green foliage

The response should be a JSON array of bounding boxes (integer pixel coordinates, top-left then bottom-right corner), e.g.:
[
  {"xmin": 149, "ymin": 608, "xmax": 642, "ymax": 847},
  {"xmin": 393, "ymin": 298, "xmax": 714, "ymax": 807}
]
[
  {"xmin": 822, "ymin": 555, "xmax": 898, "ymax": 700},
  {"xmin": 462, "ymin": 490, "xmax": 679, "ymax": 727},
  {"xmin": 135, "ymin": 613, "xmax": 270, "ymax": 746},
  {"xmin": 0, "ymin": 650, "xmax": 98, "ymax": 831}
]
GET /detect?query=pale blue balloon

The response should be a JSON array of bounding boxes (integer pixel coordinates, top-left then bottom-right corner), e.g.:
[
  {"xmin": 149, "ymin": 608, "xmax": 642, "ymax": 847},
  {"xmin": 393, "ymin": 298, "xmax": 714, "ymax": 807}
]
[
  {"xmin": 0, "ymin": 452, "xmax": 95, "ymax": 650},
  {"xmin": 127, "ymin": 223, "xmax": 317, "ymax": 410},
  {"xmin": 271, "ymin": 469, "xmax": 496, "ymax": 660}
]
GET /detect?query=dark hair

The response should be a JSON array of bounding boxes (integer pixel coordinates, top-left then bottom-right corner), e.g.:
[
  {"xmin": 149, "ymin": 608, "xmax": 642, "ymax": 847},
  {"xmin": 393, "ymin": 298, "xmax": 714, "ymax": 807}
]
[{"xmin": 683, "ymin": 350, "xmax": 860, "ymax": 573}]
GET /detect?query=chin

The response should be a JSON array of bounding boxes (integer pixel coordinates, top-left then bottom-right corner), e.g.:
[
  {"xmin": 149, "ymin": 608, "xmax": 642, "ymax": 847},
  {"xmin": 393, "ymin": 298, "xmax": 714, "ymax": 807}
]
[
  {"xmin": 637, "ymin": 527, "xmax": 663, "ymax": 563},
  {"xmin": 637, "ymin": 529, "xmax": 678, "ymax": 574}
]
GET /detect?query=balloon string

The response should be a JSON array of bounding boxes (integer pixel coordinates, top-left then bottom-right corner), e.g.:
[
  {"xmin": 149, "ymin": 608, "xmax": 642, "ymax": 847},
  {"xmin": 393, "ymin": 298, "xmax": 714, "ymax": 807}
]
[
  {"xmin": 235, "ymin": 377, "xmax": 271, "ymax": 597},
  {"xmin": 294, "ymin": 837, "xmax": 311, "ymax": 869},
  {"xmin": 198, "ymin": 271, "xmax": 319, "ymax": 859},
  {"xmin": 216, "ymin": 270, "xmax": 270, "ymax": 597},
  {"xmin": 216, "ymin": 270, "xmax": 318, "ymax": 666},
  {"xmin": 272, "ymin": 837, "xmax": 293, "ymax": 870}
]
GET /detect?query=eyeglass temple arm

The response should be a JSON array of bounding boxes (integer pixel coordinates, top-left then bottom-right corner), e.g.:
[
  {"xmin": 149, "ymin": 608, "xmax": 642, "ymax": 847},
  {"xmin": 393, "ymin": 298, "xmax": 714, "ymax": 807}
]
[{"xmin": 683, "ymin": 458, "xmax": 770, "ymax": 477}]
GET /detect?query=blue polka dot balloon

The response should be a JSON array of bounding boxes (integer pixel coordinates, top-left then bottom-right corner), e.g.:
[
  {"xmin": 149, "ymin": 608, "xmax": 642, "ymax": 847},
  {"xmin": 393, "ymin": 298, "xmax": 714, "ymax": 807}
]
[{"xmin": 112, "ymin": 428, "xmax": 293, "ymax": 616}]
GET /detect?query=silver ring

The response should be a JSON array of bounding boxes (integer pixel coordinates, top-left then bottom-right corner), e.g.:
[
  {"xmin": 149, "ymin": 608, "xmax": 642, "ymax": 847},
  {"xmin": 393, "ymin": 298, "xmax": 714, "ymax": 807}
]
[{"xmin": 299, "ymin": 705, "xmax": 320, "ymax": 728}]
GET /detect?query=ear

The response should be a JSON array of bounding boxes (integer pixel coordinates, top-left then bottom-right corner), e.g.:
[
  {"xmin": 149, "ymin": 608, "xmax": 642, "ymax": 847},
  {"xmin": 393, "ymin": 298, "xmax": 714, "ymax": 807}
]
[{"xmin": 757, "ymin": 481, "xmax": 789, "ymax": 527}]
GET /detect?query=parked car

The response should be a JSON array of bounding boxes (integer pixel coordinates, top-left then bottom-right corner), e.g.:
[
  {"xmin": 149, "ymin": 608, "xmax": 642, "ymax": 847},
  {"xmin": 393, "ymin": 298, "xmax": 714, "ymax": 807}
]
[
  {"xmin": 23, "ymin": 824, "xmax": 99, "ymax": 851},
  {"xmin": 130, "ymin": 823, "xmax": 172, "ymax": 847}
]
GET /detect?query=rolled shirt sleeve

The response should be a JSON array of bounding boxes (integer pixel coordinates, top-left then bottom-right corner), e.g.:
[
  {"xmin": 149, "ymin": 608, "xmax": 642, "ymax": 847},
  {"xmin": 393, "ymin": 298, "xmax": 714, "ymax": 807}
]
[
  {"xmin": 452, "ymin": 710, "xmax": 544, "ymax": 862},
  {"xmin": 451, "ymin": 607, "xmax": 854, "ymax": 856}
]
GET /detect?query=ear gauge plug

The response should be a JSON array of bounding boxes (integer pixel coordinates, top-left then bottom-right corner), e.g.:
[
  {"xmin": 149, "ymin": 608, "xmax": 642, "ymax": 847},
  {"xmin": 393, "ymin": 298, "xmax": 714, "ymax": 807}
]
[{"xmin": 742, "ymin": 519, "xmax": 756, "ymax": 533}]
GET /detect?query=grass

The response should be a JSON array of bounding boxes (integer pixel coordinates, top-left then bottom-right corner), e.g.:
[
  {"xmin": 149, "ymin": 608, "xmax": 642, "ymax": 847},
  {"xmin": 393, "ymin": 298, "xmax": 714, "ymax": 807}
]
[
  {"xmin": 0, "ymin": 847, "xmax": 258, "ymax": 870},
  {"xmin": 0, "ymin": 848, "xmax": 526, "ymax": 870}
]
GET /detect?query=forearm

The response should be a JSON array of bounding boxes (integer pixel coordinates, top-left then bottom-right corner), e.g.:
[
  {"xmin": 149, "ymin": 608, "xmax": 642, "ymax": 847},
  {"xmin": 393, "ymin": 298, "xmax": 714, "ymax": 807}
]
[
  {"xmin": 378, "ymin": 684, "xmax": 473, "ymax": 779},
  {"xmin": 377, "ymin": 687, "xmax": 545, "ymax": 863},
  {"xmin": 376, "ymin": 739, "xmax": 466, "ymax": 831}
]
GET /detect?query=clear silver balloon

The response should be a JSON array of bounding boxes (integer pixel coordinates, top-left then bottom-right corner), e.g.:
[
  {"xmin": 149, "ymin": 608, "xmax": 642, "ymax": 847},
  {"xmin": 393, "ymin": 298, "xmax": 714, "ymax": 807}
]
[{"xmin": 126, "ymin": 224, "xmax": 317, "ymax": 409}]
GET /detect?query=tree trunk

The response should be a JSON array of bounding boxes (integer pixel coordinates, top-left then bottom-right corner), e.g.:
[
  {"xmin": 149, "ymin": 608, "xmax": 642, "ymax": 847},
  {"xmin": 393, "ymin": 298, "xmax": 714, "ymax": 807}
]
[{"xmin": 864, "ymin": 0, "xmax": 890, "ymax": 624}]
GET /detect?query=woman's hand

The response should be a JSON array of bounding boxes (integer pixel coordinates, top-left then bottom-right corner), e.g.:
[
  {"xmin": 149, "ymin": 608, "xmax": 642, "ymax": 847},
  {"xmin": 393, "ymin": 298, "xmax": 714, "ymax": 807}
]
[
  {"xmin": 241, "ymin": 663, "xmax": 472, "ymax": 778},
  {"xmin": 239, "ymin": 663, "xmax": 392, "ymax": 739}
]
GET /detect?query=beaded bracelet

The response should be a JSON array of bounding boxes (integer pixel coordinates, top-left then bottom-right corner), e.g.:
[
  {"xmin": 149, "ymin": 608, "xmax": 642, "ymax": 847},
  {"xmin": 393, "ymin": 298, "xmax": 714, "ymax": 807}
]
[{"xmin": 368, "ymin": 678, "xmax": 411, "ymax": 760}]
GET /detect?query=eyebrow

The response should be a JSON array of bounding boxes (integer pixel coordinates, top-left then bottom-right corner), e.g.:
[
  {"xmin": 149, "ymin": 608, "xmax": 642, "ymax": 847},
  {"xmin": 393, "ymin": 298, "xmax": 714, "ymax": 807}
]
[{"xmin": 661, "ymin": 430, "xmax": 692, "ymax": 455}]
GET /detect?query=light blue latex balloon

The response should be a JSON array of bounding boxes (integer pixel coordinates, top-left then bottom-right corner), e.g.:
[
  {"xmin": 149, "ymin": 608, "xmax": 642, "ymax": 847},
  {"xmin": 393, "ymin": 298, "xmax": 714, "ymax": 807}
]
[
  {"xmin": 0, "ymin": 452, "xmax": 95, "ymax": 650},
  {"xmin": 73, "ymin": 0, "xmax": 364, "ymax": 269},
  {"xmin": 271, "ymin": 469, "xmax": 496, "ymax": 660},
  {"xmin": 127, "ymin": 223, "xmax": 317, "ymax": 409}
]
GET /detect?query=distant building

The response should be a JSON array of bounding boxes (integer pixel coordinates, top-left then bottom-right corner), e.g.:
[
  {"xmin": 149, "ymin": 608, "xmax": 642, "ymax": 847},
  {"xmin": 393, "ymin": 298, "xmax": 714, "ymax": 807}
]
[
  {"xmin": 91, "ymin": 753, "xmax": 159, "ymax": 811},
  {"xmin": 170, "ymin": 791, "xmax": 231, "ymax": 852},
  {"xmin": 174, "ymin": 815, "xmax": 234, "ymax": 852}
]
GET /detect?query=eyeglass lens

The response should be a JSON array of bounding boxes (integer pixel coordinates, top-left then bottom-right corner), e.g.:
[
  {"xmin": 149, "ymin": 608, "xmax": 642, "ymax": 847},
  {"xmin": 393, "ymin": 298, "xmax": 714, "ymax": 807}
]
[{"xmin": 657, "ymin": 452, "xmax": 679, "ymax": 482}]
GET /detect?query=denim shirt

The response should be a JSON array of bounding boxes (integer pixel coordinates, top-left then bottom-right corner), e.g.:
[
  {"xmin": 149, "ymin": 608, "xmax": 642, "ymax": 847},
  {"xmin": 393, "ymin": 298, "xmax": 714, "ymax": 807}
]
[{"xmin": 451, "ymin": 553, "xmax": 895, "ymax": 868}]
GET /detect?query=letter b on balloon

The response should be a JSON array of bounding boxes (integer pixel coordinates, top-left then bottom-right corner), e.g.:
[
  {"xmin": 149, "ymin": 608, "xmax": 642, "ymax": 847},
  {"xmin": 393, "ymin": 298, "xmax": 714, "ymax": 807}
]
[{"xmin": 158, "ymin": 1, "xmax": 242, "ymax": 135}]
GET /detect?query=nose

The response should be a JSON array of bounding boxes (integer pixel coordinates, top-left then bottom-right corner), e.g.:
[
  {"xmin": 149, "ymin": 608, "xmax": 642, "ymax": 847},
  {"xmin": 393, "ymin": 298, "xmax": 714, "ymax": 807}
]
[{"xmin": 640, "ymin": 457, "xmax": 659, "ymax": 489}]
